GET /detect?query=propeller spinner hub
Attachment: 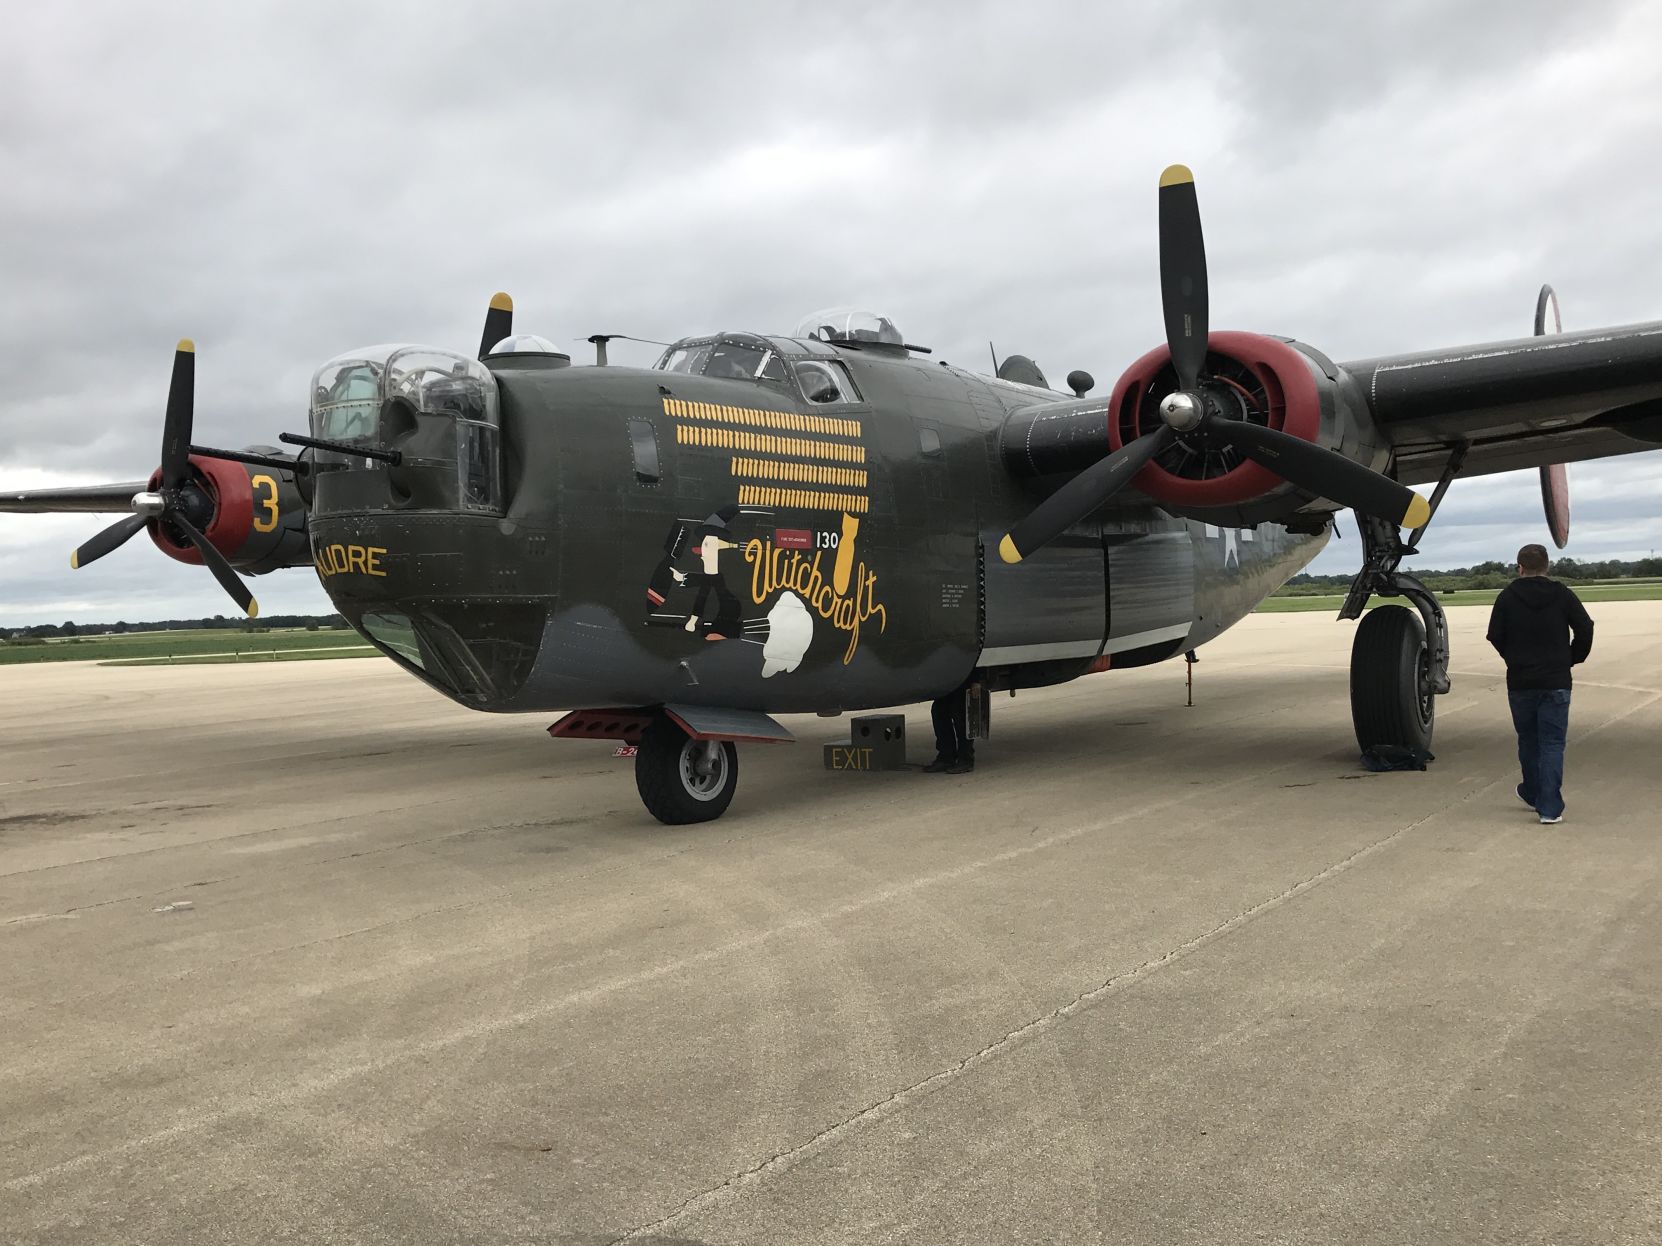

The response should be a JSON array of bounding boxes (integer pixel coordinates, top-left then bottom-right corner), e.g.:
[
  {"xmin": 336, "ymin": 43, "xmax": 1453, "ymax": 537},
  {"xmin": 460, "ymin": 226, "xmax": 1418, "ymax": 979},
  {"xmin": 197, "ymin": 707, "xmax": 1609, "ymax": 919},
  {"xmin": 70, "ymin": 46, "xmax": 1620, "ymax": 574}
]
[{"xmin": 1158, "ymin": 391, "xmax": 1204, "ymax": 433}]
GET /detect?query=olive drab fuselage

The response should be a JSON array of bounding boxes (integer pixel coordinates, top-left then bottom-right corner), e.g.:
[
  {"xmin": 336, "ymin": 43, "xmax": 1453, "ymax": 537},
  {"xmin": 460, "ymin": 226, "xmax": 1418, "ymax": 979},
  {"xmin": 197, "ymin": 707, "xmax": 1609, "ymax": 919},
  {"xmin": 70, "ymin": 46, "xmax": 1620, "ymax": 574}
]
[{"xmin": 307, "ymin": 337, "xmax": 1326, "ymax": 715}]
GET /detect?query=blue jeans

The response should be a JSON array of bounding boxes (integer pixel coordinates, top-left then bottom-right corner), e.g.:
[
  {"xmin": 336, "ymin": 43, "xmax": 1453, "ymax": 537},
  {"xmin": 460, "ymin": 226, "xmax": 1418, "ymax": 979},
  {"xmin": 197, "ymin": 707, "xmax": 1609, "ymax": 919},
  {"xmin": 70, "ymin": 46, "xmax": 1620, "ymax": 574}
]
[{"xmin": 1509, "ymin": 689, "xmax": 1571, "ymax": 819}]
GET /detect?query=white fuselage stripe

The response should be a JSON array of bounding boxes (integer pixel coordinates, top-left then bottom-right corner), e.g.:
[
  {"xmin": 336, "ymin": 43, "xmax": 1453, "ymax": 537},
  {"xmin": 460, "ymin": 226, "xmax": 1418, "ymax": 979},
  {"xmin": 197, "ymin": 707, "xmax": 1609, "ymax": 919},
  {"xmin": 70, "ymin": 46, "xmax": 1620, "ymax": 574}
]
[{"xmin": 979, "ymin": 622, "xmax": 1192, "ymax": 666}]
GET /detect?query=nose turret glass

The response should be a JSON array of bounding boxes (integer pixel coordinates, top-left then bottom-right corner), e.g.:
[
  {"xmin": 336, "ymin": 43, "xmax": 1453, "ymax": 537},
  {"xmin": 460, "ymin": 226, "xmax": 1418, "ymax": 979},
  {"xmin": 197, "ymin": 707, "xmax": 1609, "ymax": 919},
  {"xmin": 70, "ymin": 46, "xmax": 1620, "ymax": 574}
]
[{"xmin": 307, "ymin": 345, "xmax": 503, "ymax": 514}]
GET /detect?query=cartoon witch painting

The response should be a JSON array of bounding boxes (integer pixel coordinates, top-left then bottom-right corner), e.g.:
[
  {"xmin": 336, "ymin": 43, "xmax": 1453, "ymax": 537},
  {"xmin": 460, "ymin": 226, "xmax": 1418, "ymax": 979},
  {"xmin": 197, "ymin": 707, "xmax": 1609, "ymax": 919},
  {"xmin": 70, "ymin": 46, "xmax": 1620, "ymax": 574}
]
[{"xmin": 644, "ymin": 505, "xmax": 813, "ymax": 676}]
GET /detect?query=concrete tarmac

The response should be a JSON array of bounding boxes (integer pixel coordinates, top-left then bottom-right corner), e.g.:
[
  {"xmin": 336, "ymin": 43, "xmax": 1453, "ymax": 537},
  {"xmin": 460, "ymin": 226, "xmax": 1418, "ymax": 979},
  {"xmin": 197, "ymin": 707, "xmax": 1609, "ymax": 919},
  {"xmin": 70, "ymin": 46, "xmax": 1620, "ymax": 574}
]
[{"xmin": 3, "ymin": 603, "xmax": 1659, "ymax": 1245}]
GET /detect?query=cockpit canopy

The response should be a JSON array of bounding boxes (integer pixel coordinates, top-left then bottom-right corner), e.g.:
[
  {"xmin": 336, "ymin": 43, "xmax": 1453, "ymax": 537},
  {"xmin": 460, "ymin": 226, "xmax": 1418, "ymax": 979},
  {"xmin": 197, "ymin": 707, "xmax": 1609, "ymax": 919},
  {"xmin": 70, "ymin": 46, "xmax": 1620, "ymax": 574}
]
[
  {"xmin": 792, "ymin": 307, "xmax": 904, "ymax": 346},
  {"xmin": 654, "ymin": 332, "xmax": 861, "ymax": 405},
  {"xmin": 657, "ymin": 335, "xmax": 789, "ymax": 386}
]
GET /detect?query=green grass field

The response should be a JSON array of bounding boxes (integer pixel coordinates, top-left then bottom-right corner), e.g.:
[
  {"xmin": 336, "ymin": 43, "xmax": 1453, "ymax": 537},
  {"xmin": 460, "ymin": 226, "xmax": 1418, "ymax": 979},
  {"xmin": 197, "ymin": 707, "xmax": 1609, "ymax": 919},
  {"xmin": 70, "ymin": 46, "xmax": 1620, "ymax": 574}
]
[
  {"xmin": 5, "ymin": 580, "xmax": 1656, "ymax": 663},
  {"xmin": 0, "ymin": 628, "xmax": 378, "ymax": 666},
  {"xmin": 1259, "ymin": 581, "xmax": 1662, "ymax": 613}
]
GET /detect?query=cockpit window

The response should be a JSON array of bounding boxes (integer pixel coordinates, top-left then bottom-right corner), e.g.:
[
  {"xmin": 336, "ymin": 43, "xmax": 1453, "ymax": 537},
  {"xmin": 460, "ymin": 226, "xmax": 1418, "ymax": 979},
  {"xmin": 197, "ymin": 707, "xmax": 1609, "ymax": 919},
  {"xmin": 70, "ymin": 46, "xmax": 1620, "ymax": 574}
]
[
  {"xmin": 794, "ymin": 360, "xmax": 860, "ymax": 405},
  {"xmin": 705, "ymin": 341, "xmax": 786, "ymax": 384},
  {"xmin": 656, "ymin": 336, "xmax": 788, "ymax": 388},
  {"xmin": 660, "ymin": 341, "xmax": 713, "ymax": 375}
]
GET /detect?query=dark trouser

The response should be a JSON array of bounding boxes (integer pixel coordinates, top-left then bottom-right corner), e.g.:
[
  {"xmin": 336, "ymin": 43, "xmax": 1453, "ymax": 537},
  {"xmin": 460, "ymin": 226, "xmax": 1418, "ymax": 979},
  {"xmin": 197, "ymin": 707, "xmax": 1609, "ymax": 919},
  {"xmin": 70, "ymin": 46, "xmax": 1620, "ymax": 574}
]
[
  {"xmin": 931, "ymin": 686, "xmax": 973, "ymax": 762},
  {"xmin": 1509, "ymin": 688, "xmax": 1571, "ymax": 819}
]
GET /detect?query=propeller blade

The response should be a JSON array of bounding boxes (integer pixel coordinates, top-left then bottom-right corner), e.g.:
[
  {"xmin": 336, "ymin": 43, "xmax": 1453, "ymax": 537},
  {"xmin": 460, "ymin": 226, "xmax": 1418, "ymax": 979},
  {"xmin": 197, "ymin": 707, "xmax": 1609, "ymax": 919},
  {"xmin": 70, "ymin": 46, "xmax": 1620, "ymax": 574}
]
[
  {"xmin": 71, "ymin": 514, "xmax": 148, "ymax": 570},
  {"xmin": 1158, "ymin": 165, "xmax": 1208, "ymax": 392},
  {"xmin": 2, "ymin": 482, "xmax": 151, "ymax": 513},
  {"xmin": 1210, "ymin": 420, "xmax": 1431, "ymax": 529},
  {"xmin": 999, "ymin": 427, "xmax": 1173, "ymax": 563},
  {"xmin": 171, "ymin": 514, "xmax": 259, "ymax": 618},
  {"xmin": 479, "ymin": 291, "xmax": 513, "ymax": 359},
  {"xmin": 160, "ymin": 339, "xmax": 196, "ymax": 490}
]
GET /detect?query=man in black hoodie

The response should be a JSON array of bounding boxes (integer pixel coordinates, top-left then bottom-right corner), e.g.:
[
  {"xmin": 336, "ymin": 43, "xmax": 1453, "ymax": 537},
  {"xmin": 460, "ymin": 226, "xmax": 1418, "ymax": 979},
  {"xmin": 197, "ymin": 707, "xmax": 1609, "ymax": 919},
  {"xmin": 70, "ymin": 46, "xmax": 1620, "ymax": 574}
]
[{"xmin": 1485, "ymin": 544, "xmax": 1594, "ymax": 824}]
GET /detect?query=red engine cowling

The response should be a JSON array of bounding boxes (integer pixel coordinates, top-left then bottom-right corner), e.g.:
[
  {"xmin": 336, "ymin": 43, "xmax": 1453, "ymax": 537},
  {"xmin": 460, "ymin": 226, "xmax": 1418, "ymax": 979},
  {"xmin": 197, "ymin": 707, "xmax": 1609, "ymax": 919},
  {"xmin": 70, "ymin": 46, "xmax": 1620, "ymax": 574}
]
[
  {"xmin": 147, "ymin": 452, "xmax": 310, "ymax": 575},
  {"xmin": 1108, "ymin": 331, "xmax": 1383, "ymax": 528}
]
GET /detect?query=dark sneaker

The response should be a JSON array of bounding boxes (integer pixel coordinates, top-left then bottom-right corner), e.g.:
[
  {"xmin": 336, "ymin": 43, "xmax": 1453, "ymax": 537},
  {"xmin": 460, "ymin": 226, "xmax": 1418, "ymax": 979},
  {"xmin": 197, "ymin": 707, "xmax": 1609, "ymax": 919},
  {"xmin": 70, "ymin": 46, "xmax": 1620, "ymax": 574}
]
[
  {"xmin": 945, "ymin": 757, "xmax": 975, "ymax": 774},
  {"xmin": 1516, "ymin": 784, "xmax": 1535, "ymax": 809},
  {"xmin": 922, "ymin": 756, "xmax": 954, "ymax": 773},
  {"xmin": 1539, "ymin": 814, "xmax": 1563, "ymax": 825}
]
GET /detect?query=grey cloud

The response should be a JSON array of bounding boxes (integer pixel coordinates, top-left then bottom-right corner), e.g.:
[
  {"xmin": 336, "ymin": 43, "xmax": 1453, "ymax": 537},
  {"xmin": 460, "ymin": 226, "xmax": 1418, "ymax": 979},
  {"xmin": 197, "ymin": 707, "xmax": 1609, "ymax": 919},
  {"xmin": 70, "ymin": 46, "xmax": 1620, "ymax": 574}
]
[{"xmin": 3, "ymin": 0, "xmax": 1661, "ymax": 624}]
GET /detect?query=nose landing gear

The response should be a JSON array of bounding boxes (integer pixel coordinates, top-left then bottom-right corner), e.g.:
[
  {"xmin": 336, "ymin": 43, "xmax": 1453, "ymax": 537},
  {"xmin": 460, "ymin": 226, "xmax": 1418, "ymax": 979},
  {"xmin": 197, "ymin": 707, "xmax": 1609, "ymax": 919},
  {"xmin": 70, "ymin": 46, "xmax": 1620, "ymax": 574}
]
[
  {"xmin": 549, "ymin": 705, "xmax": 794, "ymax": 825},
  {"xmin": 636, "ymin": 718, "xmax": 739, "ymax": 825}
]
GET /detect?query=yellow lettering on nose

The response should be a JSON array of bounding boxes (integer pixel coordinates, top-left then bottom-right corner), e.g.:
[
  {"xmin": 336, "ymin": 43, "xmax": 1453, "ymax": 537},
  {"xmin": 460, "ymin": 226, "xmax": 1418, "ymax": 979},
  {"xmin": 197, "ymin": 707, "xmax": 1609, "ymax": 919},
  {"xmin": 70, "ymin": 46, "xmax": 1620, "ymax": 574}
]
[{"xmin": 314, "ymin": 544, "xmax": 393, "ymax": 579}]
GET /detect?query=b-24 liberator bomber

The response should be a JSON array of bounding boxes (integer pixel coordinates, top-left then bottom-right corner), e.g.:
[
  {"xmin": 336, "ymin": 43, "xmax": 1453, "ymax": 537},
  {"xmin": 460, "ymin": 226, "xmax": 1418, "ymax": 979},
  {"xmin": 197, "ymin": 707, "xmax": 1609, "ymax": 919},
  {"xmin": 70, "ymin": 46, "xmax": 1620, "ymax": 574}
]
[{"xmin": 7, "ymin": 167, "xmax": 1661, "ymax": 823}]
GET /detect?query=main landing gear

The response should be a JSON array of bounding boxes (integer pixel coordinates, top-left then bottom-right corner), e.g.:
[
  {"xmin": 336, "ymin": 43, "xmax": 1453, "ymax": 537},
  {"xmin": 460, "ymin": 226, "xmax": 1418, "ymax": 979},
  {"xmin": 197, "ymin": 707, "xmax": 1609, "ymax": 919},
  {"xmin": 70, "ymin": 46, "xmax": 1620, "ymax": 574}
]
[{"xmin": 1342, "ymin": 511, "xmax": 1453, "ymax": 754}]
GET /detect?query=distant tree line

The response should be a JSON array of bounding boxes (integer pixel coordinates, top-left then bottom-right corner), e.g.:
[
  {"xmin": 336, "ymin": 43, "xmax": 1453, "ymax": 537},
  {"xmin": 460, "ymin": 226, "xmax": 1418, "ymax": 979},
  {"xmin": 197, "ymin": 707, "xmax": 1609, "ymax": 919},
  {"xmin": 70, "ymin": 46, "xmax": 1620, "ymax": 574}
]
[
  {"xmin": 1278, "ymin": 556, "xmax": 1662, "ymax": 595},
  {"xmin": 4, "ymin": 613, "xmax": 350, "ymax": 641}
]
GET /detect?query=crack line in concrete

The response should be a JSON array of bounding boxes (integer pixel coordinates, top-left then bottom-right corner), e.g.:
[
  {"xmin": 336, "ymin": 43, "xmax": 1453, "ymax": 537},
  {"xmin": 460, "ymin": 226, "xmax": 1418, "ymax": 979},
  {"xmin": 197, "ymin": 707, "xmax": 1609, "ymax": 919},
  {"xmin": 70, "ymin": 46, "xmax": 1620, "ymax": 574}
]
[
  {"xmin": 609, "ymin": 686, "xmax": 1662, "ymax": 1243},
  {"xmin": 607, "ymin": 802, "xmax": 1446, "ymax": 1243},
  {"xmin": 2, "ymin": 755, "xmax": 1318, "ymax": 1196},
  {"xmin": 11, "ymin": 690, "xmax": 1656, "ymax": 1207}
]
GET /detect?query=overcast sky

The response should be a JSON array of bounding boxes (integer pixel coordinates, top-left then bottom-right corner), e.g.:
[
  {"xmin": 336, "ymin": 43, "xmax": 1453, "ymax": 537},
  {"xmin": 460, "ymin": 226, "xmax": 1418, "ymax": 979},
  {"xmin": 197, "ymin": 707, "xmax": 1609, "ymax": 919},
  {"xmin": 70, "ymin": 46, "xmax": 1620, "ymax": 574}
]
[{"xmin": 3, "ymin": 0, "xmax": 1660, "ymax": 626}]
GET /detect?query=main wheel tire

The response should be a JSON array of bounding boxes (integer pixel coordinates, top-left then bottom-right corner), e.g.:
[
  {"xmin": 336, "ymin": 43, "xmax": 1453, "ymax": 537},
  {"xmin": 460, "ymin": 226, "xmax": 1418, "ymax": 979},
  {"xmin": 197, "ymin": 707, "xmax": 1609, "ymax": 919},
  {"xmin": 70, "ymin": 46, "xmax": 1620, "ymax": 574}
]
[
  {"xmin": 634, "ymin": 718, "xmax": 739, "ymax": 825},
  {"xmin": 1350, "ymin": 603, "xmax": 1435, "ymax": 753}
]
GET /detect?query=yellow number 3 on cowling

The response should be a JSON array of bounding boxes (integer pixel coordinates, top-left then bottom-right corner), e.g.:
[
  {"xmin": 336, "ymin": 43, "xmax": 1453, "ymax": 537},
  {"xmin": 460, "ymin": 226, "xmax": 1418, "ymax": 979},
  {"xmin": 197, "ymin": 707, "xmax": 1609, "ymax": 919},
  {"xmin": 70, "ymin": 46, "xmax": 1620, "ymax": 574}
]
[{"xmin": 251, "ymin": 474, "xmax": 279, "ymax": 533}]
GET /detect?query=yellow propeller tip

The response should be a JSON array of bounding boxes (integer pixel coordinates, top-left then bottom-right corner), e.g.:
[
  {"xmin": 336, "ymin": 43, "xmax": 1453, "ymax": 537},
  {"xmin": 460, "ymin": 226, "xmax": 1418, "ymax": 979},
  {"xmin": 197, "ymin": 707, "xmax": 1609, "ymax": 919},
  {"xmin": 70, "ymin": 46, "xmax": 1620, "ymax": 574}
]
[
  {"xmin": 489, "ymin": 292, "xmax": 513, "ymax": 311},
  {"xmin": 247, "ymin": 600, "xmax": 261, "ymax": 620},
  {"xmin": 1159, "ymin": 164, "xmax": 1194, "ymax": 188},
  {"xmin": 1403, "ymin": 493, "xmax": 1432, "ymax": 530},
  {"xmin": 176, "ymin": 338, "xmax": 196, "ymax": 353},
  {"xmin": 997, "ymin": 534, "xmax": 1023, "ymax": 565},
  {"xmin": 70, "ymin": 551, "xmax": 80, "ymax": 569}
]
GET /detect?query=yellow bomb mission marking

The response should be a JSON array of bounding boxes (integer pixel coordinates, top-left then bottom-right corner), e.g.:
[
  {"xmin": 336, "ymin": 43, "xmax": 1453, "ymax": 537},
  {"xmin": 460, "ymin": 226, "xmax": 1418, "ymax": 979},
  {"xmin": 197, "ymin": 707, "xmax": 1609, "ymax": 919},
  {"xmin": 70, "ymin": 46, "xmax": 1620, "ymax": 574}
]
[{"xmin": 314, "ymin": 543, "xmax": 387, "ymax": 578}]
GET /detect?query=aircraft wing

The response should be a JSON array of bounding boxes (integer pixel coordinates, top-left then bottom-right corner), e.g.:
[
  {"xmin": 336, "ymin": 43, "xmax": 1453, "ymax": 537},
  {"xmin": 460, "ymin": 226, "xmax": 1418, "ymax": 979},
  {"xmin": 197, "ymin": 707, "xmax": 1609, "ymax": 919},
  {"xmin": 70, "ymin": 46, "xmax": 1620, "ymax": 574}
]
[
  {"xmin": 2, "ymin": 483, "xmax": 153, "ymax": 513},
  {"xmin": 1338, "ymin": 320, "xmax": 1662, "ymax": 486}
]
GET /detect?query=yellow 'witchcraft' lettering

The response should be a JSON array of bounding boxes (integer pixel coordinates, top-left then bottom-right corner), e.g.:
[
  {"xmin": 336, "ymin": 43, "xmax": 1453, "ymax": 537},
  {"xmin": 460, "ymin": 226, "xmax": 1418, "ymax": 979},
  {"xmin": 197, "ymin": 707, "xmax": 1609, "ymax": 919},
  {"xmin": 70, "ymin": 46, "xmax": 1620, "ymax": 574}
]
[{"xmin": 743, "ymin": 537, "xmax": 887, "ymax": 664}]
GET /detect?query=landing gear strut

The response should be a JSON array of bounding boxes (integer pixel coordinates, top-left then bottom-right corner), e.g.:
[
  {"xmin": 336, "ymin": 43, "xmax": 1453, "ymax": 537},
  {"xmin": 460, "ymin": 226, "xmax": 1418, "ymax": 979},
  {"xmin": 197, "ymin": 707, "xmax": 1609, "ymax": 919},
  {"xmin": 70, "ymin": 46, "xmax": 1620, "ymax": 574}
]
[{"xmin": 1341, "ymin": 507, "xmax": 1454, "ymax": 753}]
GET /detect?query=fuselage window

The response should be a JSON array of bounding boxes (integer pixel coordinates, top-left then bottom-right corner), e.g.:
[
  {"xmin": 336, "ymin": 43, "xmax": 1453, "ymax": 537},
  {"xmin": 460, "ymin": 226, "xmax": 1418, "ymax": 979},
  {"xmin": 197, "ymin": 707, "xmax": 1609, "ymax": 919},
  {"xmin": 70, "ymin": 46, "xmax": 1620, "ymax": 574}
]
[
  {"xmin": 628, "ymin": 417, "xmax": 660, "ymax": 483},
  {"xmin": 360, "ymin": 611, "xmax": 428, "ymax": 670}
]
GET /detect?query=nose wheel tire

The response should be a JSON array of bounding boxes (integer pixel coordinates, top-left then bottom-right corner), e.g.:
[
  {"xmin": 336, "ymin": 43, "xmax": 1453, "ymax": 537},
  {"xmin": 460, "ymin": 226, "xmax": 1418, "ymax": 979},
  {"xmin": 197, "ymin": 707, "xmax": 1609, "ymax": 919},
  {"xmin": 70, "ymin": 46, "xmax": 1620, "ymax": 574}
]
[
  {"xmin": 1350, "ymin": 603, "xmax": 1435, "ymax": 753},
  {"xmin": 635, "ymin": 718, "xmax": 739, "ymax": 825}
]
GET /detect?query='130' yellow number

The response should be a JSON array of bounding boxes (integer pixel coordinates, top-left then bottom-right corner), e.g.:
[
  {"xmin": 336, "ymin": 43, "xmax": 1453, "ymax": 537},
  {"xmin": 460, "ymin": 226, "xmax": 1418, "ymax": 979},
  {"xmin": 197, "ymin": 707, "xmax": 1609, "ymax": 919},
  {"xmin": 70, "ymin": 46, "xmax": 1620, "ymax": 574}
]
[{"xmin": 251, "ymin": 474, "xmax": 279, "ymax": 533}]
